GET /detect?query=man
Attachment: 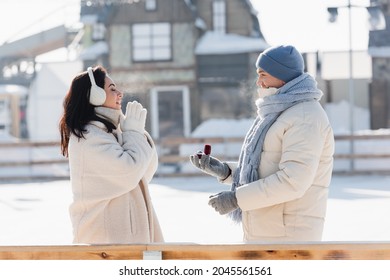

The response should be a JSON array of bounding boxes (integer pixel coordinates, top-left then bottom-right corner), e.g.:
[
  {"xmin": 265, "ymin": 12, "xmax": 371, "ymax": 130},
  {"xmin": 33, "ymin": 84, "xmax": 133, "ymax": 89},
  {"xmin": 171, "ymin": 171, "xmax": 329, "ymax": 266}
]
[{"xmin": 190, "ymin": 45, "xmax": 335, "ymax": 242}]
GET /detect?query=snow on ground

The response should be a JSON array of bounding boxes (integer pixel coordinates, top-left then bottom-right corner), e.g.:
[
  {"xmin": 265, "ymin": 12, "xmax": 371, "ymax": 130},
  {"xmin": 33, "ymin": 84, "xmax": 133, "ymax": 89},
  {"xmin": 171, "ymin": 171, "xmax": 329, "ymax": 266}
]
[{"xmin": 0, "ymin": 174, "xmax": 389, "ymax": 245}]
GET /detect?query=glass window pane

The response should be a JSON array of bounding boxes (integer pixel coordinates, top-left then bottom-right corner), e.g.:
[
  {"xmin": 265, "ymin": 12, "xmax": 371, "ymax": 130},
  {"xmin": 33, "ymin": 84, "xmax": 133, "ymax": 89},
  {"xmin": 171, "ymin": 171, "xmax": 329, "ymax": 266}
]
[
  {"xmin": 153, "ymin": 37, "xmax": 170, "ymax": 47},
  {"xmin": 134, "ymin": 49, "xmax": 151, "ymax": 61},
  {"xmin": 133, "ymin": 24, "xmax": 151, "ymax": 35},
  {"xmin": 133, "ymin": 37, "xmax": 151, "ymax": 47},
  {"xmin": 213, "ymin": 0, "xmax": 226, "ymax": 34},
  {"xmin": 145, "ymin": 0, "xmax": 156, "ymax": 10},
  {"xmin": 153, "ymin": 48, "xmax": 171, "ymax": 60},
  {"xmin": 132, "ymin": 22, "xmax": 171, "ymax": 61},
  {"xmin": 157, "ymin": 91, "xmax": 184, "ymax": 138}
]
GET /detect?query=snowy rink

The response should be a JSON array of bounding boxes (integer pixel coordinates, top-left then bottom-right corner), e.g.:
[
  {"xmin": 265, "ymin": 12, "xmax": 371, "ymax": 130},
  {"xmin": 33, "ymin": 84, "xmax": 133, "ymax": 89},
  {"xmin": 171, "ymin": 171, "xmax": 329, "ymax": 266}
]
[{"xmin": 0, "ymin": 174, "xmax": 390, "ymax": 245}]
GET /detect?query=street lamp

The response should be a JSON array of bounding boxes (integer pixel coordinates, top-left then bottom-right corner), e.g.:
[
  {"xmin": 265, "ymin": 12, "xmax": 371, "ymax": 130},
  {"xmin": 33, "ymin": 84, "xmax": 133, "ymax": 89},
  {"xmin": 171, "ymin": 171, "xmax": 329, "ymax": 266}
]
[{"xmin": 327, "ymin": 0, "xmax": 386, "ymax": 171}]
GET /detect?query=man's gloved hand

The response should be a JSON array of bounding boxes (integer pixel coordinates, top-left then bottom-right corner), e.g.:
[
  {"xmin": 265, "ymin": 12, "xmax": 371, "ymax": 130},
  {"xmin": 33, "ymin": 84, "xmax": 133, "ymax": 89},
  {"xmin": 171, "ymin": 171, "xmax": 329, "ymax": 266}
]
[
  {"xmin": 120, "ymin": 101, "xmax": 147, "ymax": 133},
  {"xmin": 208, "ymin": 191, "xmax": 238, "ymax": 215},
  {"xmin": 189, "ymin": 153, "xmax": 231, "ymax": 180}
]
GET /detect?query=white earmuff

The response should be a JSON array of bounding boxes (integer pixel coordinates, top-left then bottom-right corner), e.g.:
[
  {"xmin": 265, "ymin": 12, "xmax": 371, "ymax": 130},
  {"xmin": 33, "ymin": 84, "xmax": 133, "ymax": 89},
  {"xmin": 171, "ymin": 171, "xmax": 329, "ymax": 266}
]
[{"xmin": 87, "ymin": 67, "xmax": 106, "ymax": 106}]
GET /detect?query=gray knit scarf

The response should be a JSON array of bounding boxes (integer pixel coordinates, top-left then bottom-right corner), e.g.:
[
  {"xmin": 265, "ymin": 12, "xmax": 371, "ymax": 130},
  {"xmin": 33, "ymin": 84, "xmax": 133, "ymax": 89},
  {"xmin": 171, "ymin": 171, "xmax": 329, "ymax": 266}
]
[{"xmin": 229, "ymin": 73, "xmax": 323, "ymax": 223}]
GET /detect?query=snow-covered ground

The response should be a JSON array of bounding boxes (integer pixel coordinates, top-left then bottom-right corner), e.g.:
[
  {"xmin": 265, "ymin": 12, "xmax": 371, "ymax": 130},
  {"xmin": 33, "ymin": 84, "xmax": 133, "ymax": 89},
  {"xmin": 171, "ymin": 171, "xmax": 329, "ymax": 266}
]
[{"xmin": 0, "ymin": 174, "xmax": 389, "ymax": 245}]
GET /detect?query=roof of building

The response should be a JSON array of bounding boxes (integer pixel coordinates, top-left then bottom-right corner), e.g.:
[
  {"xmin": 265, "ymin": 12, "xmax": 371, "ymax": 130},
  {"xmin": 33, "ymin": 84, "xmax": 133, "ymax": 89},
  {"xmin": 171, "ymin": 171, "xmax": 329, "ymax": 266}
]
[{"xmin": 195, "ymin": 31, "xmax": 269, "ymax": 55}]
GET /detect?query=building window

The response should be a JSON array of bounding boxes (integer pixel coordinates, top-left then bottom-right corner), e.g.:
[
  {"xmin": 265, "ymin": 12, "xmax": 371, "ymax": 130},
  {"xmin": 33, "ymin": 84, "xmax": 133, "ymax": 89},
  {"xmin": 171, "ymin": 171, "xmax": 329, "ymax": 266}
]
[
  {"xmin": 213, "ymin": 0, "xmax": 226, "ymax": 34},
  {"xmin": 132, "ymin": 22, "xmax": 171, "ymax": 62},
  {"xmin": 145, "ymin": 0, "xmax": 157, "ymax": 11},
  {"xmin": 0, "ymin": 99, "xmax": 9, "ymax": 132},
  {"xmin": 150, "ymin": 86, "xmax": 191, "ymax": 139},
  {"xmin": 92, "ymin": 23, "xmax": 106, "ymax": 41}
]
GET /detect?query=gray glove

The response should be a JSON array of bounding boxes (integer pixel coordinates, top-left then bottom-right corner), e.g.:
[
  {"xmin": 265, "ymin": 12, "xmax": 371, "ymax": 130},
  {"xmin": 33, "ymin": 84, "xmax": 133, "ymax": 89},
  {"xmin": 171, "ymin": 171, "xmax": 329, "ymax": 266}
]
[
  {"xmin": 189, "ymin": 153, "xmax": 231, "ymax": 180},
  {"xmin": 208, "ymin": 191, "xmax": 238, "ymax": 215},
  {"xmin": 120, "ymin": 101, "xmax": 147, "ymax": 133}
]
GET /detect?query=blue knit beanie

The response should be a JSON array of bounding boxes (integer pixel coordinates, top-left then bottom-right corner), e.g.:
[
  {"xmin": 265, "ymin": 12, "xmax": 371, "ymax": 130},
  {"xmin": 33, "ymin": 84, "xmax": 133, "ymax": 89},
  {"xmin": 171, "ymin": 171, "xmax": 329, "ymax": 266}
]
[{"xmin": 255, "ymin": 45, "xmax": 304, "ymax": 82}]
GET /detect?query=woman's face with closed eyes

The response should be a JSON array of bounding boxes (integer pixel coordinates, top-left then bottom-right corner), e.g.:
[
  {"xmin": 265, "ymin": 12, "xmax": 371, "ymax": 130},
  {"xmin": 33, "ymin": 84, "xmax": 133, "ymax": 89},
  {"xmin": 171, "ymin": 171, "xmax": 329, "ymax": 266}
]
[{"xmin": 102, "ymin": 75, "xmax": 123, "ymax": 110}]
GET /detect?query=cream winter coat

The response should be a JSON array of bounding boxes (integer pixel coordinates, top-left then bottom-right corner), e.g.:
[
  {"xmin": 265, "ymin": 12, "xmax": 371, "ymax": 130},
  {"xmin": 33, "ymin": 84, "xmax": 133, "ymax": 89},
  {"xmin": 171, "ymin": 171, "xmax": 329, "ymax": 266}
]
[
  {"xmin": 223, "ymin": 101, "xmax": 334, "ymax": 242},
  {"xmin": 68, "ymin": 109, "xmax": 163, "ymax": 244}
]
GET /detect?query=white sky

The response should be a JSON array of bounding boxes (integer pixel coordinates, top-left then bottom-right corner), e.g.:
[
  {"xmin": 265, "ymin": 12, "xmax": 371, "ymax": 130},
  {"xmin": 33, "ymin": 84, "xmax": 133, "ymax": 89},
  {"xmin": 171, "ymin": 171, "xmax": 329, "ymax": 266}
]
[
  {"xmin": 0, "ymin": 0, "xmax": 80, "ymax": 44},
  {"xmin": 253, "ymin": 0, "xmax": 372, "ymax": 52},
  {"xmin": 0, "ymin": 0, "xmax": 372, "ymax": 51}
]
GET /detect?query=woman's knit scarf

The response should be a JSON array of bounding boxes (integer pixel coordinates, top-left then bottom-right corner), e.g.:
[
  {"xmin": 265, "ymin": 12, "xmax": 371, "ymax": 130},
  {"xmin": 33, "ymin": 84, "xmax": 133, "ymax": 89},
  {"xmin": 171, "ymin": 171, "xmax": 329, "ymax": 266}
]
[{"xmin": 229, "ymin": 73, "xmax": 323, "ymax": 223}]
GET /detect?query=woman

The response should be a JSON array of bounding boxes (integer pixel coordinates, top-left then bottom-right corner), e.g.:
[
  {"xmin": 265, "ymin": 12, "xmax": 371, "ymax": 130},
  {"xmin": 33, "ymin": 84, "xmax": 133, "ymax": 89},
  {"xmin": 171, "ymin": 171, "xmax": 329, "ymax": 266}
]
[
  {"xmin": 59, "ymin": 65, "xmax": 164, "ymax": 244},
  {"xmin": 191, "ymin": 45, "xmax": 334, "ymax": 242}
]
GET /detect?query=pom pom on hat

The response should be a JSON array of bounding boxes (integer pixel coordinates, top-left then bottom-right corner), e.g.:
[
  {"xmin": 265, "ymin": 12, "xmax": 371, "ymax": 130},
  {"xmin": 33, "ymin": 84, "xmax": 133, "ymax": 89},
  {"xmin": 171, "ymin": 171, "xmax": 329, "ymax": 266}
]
[{"xmin": 255, "ymin": 45, "xmax": 304, "ymax": 82}]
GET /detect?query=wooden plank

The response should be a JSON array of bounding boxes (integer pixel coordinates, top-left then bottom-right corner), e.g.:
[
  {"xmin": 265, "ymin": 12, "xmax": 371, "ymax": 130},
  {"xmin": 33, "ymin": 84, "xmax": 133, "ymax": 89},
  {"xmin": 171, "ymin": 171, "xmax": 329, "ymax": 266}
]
[
  {"xmin": 334, "ymin": 134, "xmax": 390, "ymax": 140},
  {"xmin": 158, "ymin": 154, "xmax": 390, "ymax": 163},
  {"xmin": 1, "ymin": 243, "xmax": 390, "ymax": 260},
  {"xmin": 161, "ymin": 154, "xmax": 390, "ymax": 163},
  {"xmin": 0, "ymin": 159, "xmax": 68, "ymax": 167},
  {"xmin": 156, "ymin": 137, "xmax": 244, "ymax": 146},
  {"xmin": 0, "ymin": 175, "xmax": 71, "ymax": 181},
  {"xmin": 0, "ymin": 245, "xmax": 146, "ymax": 260},
  {"xmin": 334, "ymin": 154, "xmax": 390, "ymax": 159},
  {"xmin": 0, "ymin": 141, "xmax": 60, "ymax": 148},
  {"xmin": 159, "ymin": 155, "xmax": 237, "ymax": 163},
  {"xmin": 148, "ymin": 243, "xmax": 390, "ymax": 260},
  {"xmin": 333, "ymin": 170, "xmax": 390, "ymax": 176}
]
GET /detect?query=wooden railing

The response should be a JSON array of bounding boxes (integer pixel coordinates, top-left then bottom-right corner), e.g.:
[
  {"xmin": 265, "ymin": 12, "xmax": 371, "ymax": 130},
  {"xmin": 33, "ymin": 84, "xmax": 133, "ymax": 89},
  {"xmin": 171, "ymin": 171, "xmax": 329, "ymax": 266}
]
[
  {"xmin": 0, "ymin": 140, "xmax": 68, "ymax": 181},
  {"xmin": 157, "ymin": 135, "xmax": 390, "ymax": 159},
  {"xmin": 1, "ymin": 133, "xmax": 390, "ymax": 180},
  {"xmin": 156, "ymin": 134, "xmax": 390, "ymax": 176},
  {"xmin": 0, "ymin": 141, "xmax": 66, "ymax": 167},
  {"xmin": 1, "ymin": 243, "xmax": 390, "ymax": 260}
]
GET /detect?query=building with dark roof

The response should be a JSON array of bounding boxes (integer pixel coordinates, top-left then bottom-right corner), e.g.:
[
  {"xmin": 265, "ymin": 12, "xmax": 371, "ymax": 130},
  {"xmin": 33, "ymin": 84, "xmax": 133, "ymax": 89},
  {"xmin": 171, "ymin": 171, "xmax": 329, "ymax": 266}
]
[{"xmin": 79, "ymin": 0, "xmax": 269, "ymax": 139}]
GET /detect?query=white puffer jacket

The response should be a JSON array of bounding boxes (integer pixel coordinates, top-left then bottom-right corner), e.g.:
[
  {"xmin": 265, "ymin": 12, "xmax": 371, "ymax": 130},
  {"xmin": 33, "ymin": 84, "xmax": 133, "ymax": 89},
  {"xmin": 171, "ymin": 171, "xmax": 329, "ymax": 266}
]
[{"xmin": 223, "ymin": 101, "xmax": 334, "ymax": 242}]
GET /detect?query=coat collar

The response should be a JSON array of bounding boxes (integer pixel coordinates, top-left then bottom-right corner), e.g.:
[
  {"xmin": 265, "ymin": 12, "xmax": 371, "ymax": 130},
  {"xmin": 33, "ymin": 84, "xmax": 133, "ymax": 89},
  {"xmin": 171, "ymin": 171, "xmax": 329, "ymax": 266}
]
[{"xmin": 94, "ymin": 107, "xmax": 123, "ymax": 129}]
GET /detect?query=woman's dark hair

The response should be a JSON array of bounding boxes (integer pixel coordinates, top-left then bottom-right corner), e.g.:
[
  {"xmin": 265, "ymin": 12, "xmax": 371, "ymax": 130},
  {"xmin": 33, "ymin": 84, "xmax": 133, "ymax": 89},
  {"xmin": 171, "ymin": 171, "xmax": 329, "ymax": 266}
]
[{"xmin": 59, "ymin": 65, "xmax": 116, "ymax": 157}]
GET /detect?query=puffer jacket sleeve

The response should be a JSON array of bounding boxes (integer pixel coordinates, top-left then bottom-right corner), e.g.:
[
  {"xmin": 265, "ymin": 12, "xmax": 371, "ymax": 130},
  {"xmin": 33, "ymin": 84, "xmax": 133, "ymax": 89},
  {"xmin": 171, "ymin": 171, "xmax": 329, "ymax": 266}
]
[
  {"xmin": 235, "ymin": 119, "xmax": 326, "ymax": 211},
  {"xmin": 218, "ymin": 161, "xmax": 237, "ymax": 185}
]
